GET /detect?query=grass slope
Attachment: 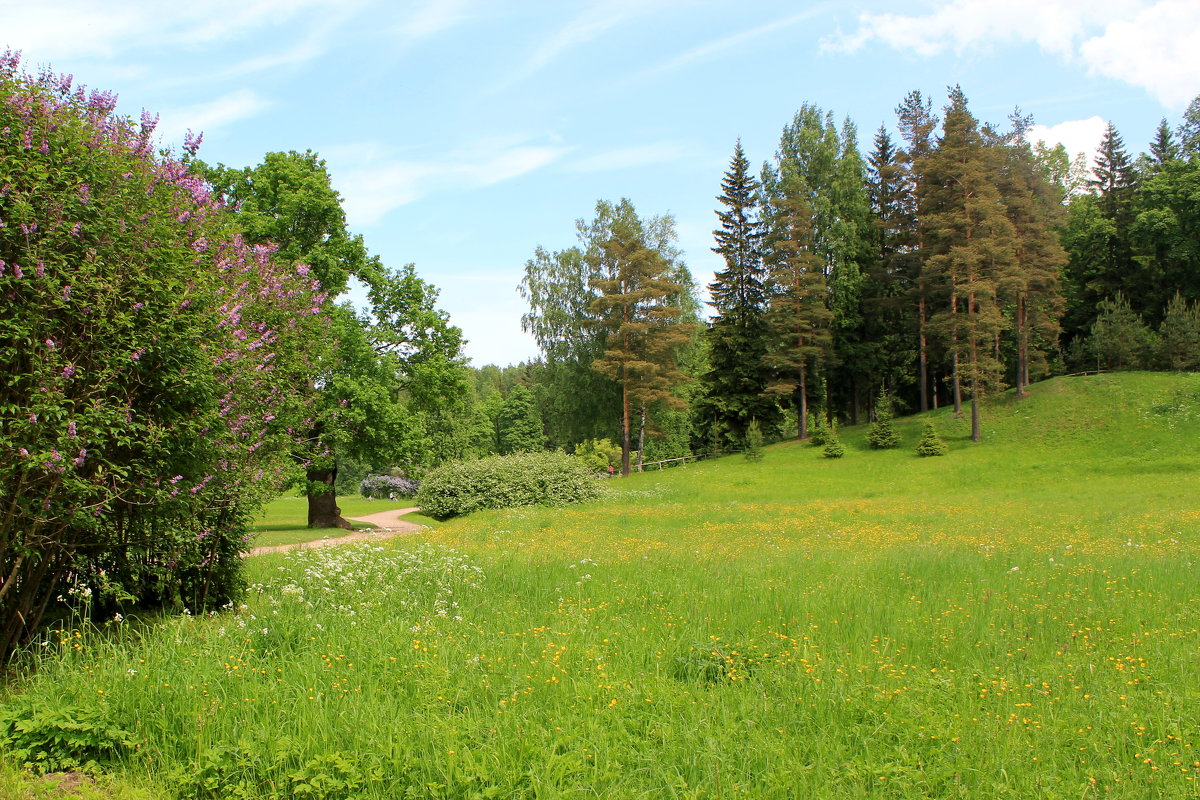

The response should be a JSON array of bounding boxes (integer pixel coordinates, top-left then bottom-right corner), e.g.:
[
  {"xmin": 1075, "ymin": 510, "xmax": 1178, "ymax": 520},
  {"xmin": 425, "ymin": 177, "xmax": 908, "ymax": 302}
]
[{"xmin": 3, "ymin": 373, "xmax": 1199, "ymax": 799}]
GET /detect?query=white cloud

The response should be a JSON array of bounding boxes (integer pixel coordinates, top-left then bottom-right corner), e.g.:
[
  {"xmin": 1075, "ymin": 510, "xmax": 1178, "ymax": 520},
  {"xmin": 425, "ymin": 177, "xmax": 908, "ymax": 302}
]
[
  {"xmin": 155, "ymin": 88, "xmax": 271, "ymax": 145},
  {"xmin": 826, "ymin": 0, "xmax": 1199, "ymax": 108},
  {"xmin": 0, "ymin": 0, "xmax": 359, "ymax": 61},
  {"xmin": 328, "ymin": 138, "xmax": 571, "ymax": 226},
  {"xmin": 1078, "ymin": 1, "xmax": 1200, "ymax": 107},
  {"xmin": 1029, "ymin": 116, "xmax": 1108, "ymax": 163}
]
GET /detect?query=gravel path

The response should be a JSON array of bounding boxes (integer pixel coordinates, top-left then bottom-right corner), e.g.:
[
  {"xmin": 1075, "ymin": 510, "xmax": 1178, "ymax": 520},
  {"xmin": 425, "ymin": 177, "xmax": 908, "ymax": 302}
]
[{"xmin": 247, "ymin": 507, "xmax": 423, "ymax": 556}]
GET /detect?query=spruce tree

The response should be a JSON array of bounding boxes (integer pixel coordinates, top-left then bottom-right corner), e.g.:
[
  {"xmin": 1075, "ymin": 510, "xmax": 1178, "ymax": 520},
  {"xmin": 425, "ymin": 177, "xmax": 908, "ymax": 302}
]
[
  {"xmin": 1178, "ymin": 94, "xmax": 1200, "ymax": 160},
  {"xmin": 744, "ymin": 419, "xmax": 764, "ymax": 462},
  {"xmin": 915, "ymin": 419, "xmax": 948, "ymax": 456},
  {"xmin": 1149, "ymin": 118, "xmax": 1181, "ymax": 167},
  {"xmin": 697, "ymin": 141, "xmax": 780, "ymax": 447},
  {"xmin": 866, "ymin": 389, "xmax": 901, "ymax": 449},
  {"xmin": 822, "ymin": 420, "xmax": 845, "ymax": 458}
]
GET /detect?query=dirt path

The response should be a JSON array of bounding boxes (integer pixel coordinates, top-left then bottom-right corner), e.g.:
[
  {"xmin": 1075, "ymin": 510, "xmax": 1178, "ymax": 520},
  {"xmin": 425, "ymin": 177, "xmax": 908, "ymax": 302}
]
[{"xmin": 247, "ymin": 507, "xmax": 423, "ymax": 557}]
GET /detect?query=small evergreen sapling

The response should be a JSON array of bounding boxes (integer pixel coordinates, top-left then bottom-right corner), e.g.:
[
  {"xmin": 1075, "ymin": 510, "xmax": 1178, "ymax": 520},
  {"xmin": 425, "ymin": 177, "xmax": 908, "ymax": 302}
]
[
  {"xmin": 867, "ymin": 389, "xmax": 901, "ymax": 449},
  {"xmin": 744, "ymin": 419, "xmax": 764, "ymax": 462},
  {"xmin": 915, "ymin": 419, "xmax": 948, "ymax": 457},
  {"xmin": 822, "ymin": 421, "xmax": 845, "ymax": 458},
  {"xmin": 809, "ymin": 414, "xmax": 829, "ymax": 446}
]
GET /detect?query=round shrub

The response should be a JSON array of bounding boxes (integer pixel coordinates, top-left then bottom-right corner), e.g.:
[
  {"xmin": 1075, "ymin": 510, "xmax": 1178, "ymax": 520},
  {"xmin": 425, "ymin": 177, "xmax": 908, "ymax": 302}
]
[{"xmin": 415, "ymin": 451, "xmax": 602, "ymax": 519}]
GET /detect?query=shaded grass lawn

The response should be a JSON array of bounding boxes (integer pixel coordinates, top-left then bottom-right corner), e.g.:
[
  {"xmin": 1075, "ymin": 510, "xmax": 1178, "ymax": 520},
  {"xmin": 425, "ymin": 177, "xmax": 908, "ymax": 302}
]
[{"xmin": 3, "ymin": 373, "xmax": 1200, "ymax": 799}]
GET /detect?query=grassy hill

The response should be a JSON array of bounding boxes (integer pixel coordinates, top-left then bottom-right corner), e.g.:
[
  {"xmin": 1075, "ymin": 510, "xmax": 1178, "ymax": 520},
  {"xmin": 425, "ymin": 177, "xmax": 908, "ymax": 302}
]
[{"xmin": 4, "ymin": 373, "xmax": 1199, "ymax": 799}]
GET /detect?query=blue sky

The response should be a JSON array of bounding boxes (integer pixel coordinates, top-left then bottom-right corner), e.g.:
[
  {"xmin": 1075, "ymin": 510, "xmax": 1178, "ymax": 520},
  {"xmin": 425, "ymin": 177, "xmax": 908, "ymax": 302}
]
[{"xmin": 3, "ymin": 1, "xmax": 1197, "ymax": 366}]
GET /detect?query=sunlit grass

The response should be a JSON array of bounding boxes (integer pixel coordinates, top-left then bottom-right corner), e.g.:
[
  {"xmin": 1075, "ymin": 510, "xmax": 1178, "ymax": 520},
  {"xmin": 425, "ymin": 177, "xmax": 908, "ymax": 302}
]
[{"xmin": 4, "ymin": 373, "xmax": 1199, "ymax": 798}]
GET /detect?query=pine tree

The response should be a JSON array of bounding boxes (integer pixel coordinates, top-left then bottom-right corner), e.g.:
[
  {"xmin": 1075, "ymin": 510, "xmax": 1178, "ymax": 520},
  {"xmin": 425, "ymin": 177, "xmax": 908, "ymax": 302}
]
[
  {"xmin": 762, "ymin": 188, "xmax": 832, "ymax": 440},
  {"xmin": 866, "ymin": 389, "xmax": 901, "ymax": 449},
  {"xmin": 896, "ymin": 91, "xmax": 940, "ymax": 412},
  {"xmin": 997, "ymin": 110, "xmax": 1067, "ymax": 396},
  {"xmin": 1090, "ymin": 292, "xmax": 1156, "ymax": 370},
  {"xmin": 589, "ymin": 200, "xmax": 696, "ymax": 476},
  {"xmin": 921, "ymin": 87, "xmax": 1015, "ymax": 442},
  {"xmin": 696, "ymin": 142, "xmax": 780, "ymax": 448},
  {"xmin": 1158, "ymin": 292, "xmax": 1200, "ymax": 371},
  {"xmin": 915, "ymin": 419, "xmax": 948, "ymax": 456}
]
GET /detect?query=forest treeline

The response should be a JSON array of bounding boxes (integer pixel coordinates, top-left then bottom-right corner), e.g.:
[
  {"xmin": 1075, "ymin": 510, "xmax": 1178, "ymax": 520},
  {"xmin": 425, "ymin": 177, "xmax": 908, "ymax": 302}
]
[{"xmin": 425, "ymin": 86, "xmax": 1200, "ymax": 474}]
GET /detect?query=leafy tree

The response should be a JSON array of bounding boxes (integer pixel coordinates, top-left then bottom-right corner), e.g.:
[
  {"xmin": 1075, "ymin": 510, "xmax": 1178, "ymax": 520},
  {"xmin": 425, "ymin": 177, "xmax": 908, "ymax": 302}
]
[
  {"xmin": 496, "ymin": 385, "xmax": 545, "ymax": 454},
  {"xmin": 696, "ymin": 141, "xmax": 779, "ymax": 447},
  {"xmin": 0, "ymin": 56, "xmax": 326, "ymax": 657},
  {"xmin": 866, "ymin": 389, "xmax": 901, "ymax": 449},
  {"xmin": 201, "ymin": 152, "xmax": 463, "ymax": 528},
  {"xmin": 587, "ymin": 200, "xmax": 696, "ymax": 476},
  {"xmin": 520, "ymin": 245, "xmax": 620, "ymax": 449}
]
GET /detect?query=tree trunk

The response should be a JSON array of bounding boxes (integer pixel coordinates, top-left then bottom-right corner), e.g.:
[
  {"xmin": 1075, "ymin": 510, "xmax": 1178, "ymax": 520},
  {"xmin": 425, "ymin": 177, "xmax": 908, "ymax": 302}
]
[
  {"xmin": 951, "ymin": 352, "xmax": 962, "ymax": 416},
  {"xmin": 636, "ymin": 406, "xmax": 646, "ymax": 472},
  {"xmin": 1015, "ymin": 294, "xmax": 1027, "ymax": 397},
  {"xmin": 970, "ymin": 395, "xmax": 980, "ymax": 442},
  {"xmin": 620, "ymin": 385, "xmax": 632, "ymax": 477},
  {"xmin": 918, "ymin": 291, "xmax": 929, "ymax": 412},
  {"xmin": 307, "ymin": 465, "xmax": 352, "ymax": 529},
  {"xmin": 798, "ymin": 369, "xmax": 809, "ymax": 440}
]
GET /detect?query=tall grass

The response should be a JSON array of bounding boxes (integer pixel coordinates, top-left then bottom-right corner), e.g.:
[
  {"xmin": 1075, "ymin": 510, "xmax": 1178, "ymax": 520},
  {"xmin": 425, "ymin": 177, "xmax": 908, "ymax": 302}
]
[{"xmin": 4, "ymin": 374, "xmax": 1199, "ymax": 798}]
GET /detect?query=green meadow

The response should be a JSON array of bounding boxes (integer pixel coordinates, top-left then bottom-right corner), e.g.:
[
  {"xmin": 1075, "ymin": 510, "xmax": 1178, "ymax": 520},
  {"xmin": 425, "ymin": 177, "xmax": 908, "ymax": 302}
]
[{"xmin": 3, "ymin": 373, "xmax": 1200, "ymax": 798}]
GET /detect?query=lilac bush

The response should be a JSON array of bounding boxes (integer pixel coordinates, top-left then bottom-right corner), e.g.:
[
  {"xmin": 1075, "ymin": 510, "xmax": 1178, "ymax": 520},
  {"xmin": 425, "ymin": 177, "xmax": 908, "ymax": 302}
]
[
  {"xmin": 359, "ymin": 474, "xmax": 420, "ymax": 499},
  {"xmin": 0, "ymin": 53, "xmax": 330, "ymax": 659}
]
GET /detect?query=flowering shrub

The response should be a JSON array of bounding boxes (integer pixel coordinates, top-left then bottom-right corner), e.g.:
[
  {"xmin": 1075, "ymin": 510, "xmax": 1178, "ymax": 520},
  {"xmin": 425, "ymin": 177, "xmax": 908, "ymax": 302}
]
[
  {"xmin": 359, "ymin": 474, "xmax": 419, "ymax": 499},
  {"xmin": 0, "ymin": 54, "xmax": 329, "ymax": 659},
  {"xmin": 415, "ymin": 451, "xmax": 602, "ymax": 519}
]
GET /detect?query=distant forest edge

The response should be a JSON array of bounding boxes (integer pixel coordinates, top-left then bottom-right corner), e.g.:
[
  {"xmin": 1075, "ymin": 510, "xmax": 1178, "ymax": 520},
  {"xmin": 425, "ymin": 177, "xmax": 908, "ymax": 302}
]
[{"xmin": 475, "ymin": 87, "xmax": 1200, "ymax": 473}]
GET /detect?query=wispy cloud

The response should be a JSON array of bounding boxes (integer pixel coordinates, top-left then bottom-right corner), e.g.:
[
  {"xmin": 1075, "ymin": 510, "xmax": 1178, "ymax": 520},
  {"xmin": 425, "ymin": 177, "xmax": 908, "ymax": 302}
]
[
  {"xmin": 329, "ymin": 137, "xmax": 572, "ymax": 226},
  {"xmin": 566, "ymin": 141, "xmax": 699, "ymax": 173},
  {"xmin": 396, "ymin": 0, "xmax": 475, "ymax": 42},
  {"xmin": 824, "ymin": 0, "xmax": 1200, "ymax": 108},
  {"xmin": 497, "ymin": 0, "xmax": 674, "ymax": 88},
  {"xmin": 0, "ymin": 0, "xmax": 364, "ymax": 61},
  {"xmin": 639, "ymin": 6, "xmax": 832, "ymax": 79},
  {"xmin": 155, "ymin": 89, "xmax": 272, "ymax": 146}
]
